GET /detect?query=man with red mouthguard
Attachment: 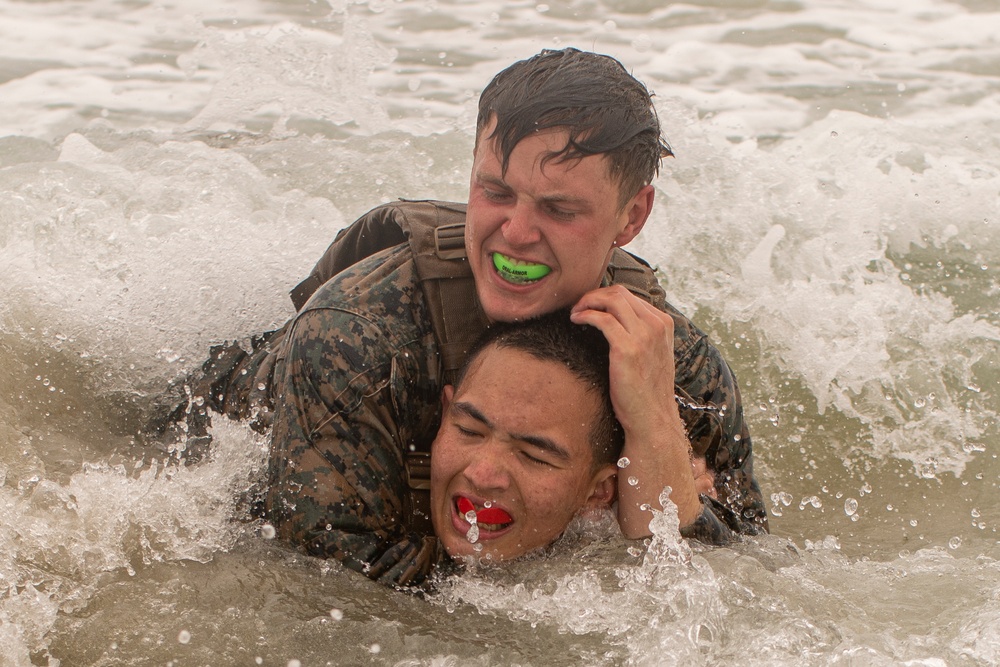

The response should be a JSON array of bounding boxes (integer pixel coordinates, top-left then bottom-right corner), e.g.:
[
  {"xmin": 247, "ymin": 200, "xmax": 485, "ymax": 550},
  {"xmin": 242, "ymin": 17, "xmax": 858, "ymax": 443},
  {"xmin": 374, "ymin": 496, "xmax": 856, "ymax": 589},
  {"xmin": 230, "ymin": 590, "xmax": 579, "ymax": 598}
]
[{"xmin": 430, "ymin": 311, "xmax": 622, "ymax": 565}]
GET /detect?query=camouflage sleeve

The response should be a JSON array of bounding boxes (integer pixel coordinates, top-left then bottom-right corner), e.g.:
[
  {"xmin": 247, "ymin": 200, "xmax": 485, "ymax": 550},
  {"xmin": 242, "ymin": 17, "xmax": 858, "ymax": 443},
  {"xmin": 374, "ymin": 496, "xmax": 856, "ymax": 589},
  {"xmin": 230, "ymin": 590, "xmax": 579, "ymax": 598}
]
[
  {"xmin": 674, "ymin": 333, "xmax": 769, "ymax": 543},
  {"xmin": 264, "ymin": 306, "xmax": 449, "ymax": 590}
]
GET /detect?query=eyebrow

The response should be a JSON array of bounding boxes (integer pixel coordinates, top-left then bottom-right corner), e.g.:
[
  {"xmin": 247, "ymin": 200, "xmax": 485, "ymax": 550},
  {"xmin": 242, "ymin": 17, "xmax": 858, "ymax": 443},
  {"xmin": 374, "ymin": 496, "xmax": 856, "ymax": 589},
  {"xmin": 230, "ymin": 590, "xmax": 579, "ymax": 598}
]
[{"xmin": 452, "ymin": 400, "xmax": 572, "ymax": 461}]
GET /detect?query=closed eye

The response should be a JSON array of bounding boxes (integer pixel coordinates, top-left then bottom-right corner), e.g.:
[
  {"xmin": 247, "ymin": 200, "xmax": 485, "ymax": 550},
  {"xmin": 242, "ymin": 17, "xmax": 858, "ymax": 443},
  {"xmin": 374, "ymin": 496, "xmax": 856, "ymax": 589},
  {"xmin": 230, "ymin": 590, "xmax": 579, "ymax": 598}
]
[
  {"xmin": 481, "ymin": 187, "xmax": 512, "ymax": 203},
  {"xmin": 519, "ymin": 447, "xmax": 557, "ymax": 468},
  {"xmin": 544, "ymin": 203, "xmax": 576, "ymax": 221},
  {"xmin": 456, "ymin": 424, "xmax": 483, "ymax": 439}
]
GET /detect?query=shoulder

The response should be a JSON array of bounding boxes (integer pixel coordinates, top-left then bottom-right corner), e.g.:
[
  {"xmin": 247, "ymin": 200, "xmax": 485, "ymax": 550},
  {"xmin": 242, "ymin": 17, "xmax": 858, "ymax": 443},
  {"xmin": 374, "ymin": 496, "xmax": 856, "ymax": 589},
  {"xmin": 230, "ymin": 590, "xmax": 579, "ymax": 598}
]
[
  {"xmin": 287, "ymin": 245, "xmax": 432, "ymax": 361},
  {"xmin": 607, "ymin": 248, "xmax": 710, "ymax": 361}
]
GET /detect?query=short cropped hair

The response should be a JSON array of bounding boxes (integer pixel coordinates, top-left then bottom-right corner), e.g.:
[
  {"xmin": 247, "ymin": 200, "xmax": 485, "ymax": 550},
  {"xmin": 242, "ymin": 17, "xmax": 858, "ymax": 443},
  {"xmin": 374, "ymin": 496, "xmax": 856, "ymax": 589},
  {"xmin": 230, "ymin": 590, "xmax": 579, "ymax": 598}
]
[
  {"xmin": 455, "ymin": 310, "xmax": 624, "ymax": 469},
  {"xmin": 477, "ymin": 47, "xmax": 673, "ymax": 209}
]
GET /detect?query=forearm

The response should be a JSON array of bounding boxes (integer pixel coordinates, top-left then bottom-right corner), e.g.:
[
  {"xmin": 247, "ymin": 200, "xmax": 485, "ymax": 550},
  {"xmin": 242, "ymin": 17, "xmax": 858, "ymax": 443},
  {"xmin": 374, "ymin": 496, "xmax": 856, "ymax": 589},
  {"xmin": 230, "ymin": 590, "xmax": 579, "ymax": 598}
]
[
  {"xmin": 265, "ymin": 307, "xmax": 446, "ymax": 587},
  {"xmin": 616, "ymin": 404, "xmax": 703, "ymax": 538},
  {"xmin": 268, "ymin": 405, "xmax": 447, "ymax": 589},
  {"xmin": 675, "ymin": 336, "xmax": 769, "ymax": 537}
]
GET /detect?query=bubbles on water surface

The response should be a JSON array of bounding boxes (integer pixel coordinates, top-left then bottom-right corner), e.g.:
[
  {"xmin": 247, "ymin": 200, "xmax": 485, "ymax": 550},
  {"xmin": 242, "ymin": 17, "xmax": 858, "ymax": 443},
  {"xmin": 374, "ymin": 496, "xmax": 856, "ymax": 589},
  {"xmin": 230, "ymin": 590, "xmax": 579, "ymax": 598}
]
[{"xmin": 177, "ymin": 630, "xmax": 191, "ymax": 644}]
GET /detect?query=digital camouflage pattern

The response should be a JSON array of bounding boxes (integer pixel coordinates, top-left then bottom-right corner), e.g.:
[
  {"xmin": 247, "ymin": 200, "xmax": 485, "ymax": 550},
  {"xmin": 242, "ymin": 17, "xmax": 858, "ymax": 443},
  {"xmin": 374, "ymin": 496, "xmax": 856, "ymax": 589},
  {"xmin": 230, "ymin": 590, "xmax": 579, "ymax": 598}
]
[
  {"xmin": 149, "ymin": 202, "xmax": 768, "ymax": 590},
  {"xmin": 261, "ymin": 244, "xmax": 765, "ymax": 589}
]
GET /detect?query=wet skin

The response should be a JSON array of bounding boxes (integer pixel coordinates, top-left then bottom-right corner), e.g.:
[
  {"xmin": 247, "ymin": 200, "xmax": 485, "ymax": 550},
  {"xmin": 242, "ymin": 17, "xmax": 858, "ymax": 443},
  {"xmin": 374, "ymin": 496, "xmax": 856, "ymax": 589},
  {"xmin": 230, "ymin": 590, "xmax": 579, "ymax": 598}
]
[
  {"xmin": 464, "ymin": 120, "xmax": 653, "ymax": 323},
  {"xmin": 429, "ymin": 344, "xmax": 617, "ymax": 561}
]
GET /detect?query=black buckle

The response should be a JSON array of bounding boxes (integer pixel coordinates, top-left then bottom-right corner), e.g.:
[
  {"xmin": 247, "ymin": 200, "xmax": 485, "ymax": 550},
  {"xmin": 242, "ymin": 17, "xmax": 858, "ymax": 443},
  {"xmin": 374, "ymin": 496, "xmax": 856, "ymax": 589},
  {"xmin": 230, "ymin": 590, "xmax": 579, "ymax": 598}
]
[{"xmin": 434, "ymin": 223, "xmax": 467, "ymax": 260}]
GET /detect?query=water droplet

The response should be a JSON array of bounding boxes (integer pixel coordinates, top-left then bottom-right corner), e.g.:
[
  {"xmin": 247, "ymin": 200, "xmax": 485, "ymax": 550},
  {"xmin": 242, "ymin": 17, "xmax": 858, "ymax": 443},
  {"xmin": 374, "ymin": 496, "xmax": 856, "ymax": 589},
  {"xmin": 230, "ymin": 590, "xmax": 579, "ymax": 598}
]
[
  {"xmin": 287, "ymin": 660, "xmax": 302, "ymax": 667},
  {"xmin": 910, "ymin": 519, "xmax": 918, "ymax": 527},
  {"xmin": 971, "ymin": 508, "xmax": 981, "ymax": 518},
  {"xmin": 798, "ymin": 495, "xmax": 822, "ymax": 510},
  {"xmin": 860, "ymin": 482, "xmax": 873, "ymax": 496},
  {"xmin": 330, "ymin": 608, "xmax": 343, "ymax": 621},
  {"xmin": 177, "ymin": 630, "xmax": 191, "ymax": 644},
  {"xmin": 617, "ymin": 456, "xmax": 631, "ymax": 469},
  {"xmin": 483, "ymin": 501, "xmax": 492, "ymax": 508},
  {"xmin": 627, "ymin": 476, "xmax": 639, "ymax": 487},
  {"xmin": 464, "ymin": 510, "xmax": 477, "ymax": 524},
  {"xmin": 370, "ymin": 644, "xmax": 381, "ymax": 654},
  {"xmin": 466, "ymin": 523, "xmax": 479, "ymax": 544},
  {"xmin": 260, "ymin": 524, "xmax": 276, "ymax": 539},
  {"xmin": 844, "ymin": 498, "xmax": 858, "ymax": 516},
  {"xmin": 473, "ymin": 542, "xmax": 484, "ymax": 552},
  {"xmin": 948, "ymin": 536, "xmax": 962, "ymax": 550}
]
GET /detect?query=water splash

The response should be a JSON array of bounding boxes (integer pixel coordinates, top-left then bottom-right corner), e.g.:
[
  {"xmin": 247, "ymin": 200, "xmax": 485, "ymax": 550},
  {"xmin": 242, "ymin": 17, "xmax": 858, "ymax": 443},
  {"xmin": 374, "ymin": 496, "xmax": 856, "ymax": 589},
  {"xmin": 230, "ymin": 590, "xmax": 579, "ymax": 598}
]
[{"xmin": 435, "ymin": 489, "xmax": 725, "ymax": 664}]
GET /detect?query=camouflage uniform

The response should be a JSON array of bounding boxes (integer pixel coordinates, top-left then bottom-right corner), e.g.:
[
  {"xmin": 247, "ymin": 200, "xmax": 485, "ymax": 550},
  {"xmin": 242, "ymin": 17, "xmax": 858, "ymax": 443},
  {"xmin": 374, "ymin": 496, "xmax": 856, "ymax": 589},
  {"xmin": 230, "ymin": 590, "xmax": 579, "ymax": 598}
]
[{"xmin": 256, "ymin": 203, "xmax": 768, "ymax": 590}]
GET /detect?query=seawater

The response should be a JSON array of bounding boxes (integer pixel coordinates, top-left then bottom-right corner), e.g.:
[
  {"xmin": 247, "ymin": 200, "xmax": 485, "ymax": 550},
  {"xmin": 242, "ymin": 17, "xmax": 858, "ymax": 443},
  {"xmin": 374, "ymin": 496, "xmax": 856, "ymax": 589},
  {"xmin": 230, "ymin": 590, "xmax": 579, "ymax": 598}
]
[{"xmin": 2, "ymin": 0, "xmax": 999, "ymax": 665}]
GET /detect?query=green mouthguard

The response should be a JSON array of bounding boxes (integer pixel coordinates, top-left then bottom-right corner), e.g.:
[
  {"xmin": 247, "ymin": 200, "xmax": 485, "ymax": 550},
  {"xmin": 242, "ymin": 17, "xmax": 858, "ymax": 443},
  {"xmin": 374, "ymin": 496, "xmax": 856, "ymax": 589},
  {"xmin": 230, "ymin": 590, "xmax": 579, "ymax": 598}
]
[{"xmin": 492, "ymin": 253, "xmax": 551, "ymax": 282}]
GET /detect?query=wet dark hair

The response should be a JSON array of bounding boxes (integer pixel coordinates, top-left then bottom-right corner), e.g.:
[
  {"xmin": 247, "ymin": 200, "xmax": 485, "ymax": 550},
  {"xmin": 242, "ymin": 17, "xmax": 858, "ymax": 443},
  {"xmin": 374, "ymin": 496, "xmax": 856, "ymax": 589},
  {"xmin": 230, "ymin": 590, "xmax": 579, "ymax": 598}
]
[
  {"xmin": 477, "ymin": 47, "xmax": 673, "ymax": 209},
  {"xmin": 455, "ymin": 309, "xmax": 624, "ymax": 469}
]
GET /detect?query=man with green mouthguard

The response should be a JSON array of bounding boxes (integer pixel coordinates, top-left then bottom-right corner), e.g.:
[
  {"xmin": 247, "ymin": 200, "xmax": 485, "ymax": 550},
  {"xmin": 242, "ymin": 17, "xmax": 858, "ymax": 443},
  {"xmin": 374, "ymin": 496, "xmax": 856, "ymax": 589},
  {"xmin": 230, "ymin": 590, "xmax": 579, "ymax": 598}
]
[{"xmin": 147, "ymin": 48, "xmax": 769, "ymax": 590}]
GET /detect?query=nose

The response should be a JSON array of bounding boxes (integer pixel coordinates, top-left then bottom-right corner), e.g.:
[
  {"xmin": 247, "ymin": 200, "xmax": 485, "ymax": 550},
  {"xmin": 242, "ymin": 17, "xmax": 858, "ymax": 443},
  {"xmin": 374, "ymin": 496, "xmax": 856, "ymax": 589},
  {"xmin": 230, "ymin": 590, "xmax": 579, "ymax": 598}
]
[
  {"xmin": 501, "ymin": 202, "xmax": 541, "ymax": 247},
  {"xmin": 462, "ymin": 443, "xmax": 512, "ymax": 493}
]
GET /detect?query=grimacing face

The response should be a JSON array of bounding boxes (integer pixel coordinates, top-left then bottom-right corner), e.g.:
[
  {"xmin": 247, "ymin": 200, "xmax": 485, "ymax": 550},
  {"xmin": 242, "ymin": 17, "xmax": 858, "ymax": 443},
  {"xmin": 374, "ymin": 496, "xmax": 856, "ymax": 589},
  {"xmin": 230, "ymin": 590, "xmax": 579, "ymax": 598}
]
[
  {"xmin": 429, "ymin": 344, "xmax": 617, "ymax": 562},
  {"xmin": 464, "ymin": 120, "xmax": 654, "ymax": 323}
]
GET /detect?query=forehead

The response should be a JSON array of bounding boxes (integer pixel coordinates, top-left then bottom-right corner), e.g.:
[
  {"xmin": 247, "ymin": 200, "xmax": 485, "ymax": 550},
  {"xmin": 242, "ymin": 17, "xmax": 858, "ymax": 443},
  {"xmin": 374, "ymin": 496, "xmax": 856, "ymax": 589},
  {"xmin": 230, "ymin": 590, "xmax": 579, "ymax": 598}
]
[
  {"xmin": 473, "ymin": 120, "xmax": 616, "ymax": 186},
  {"xmin": 456, "ymin": 345, "xmax": 599, "ymax": 461}
]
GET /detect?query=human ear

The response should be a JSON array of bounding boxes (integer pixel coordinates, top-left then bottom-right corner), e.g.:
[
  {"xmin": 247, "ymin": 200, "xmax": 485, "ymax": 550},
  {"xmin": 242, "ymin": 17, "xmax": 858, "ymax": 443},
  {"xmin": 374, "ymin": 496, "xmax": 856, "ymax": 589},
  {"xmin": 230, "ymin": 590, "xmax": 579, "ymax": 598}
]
[
  {"xmin": 441, "ymin": 384, "xmax": 455, "ymax": 411},
  {"xmin": 585, "ymin": 465, "xmax": 618, "ymax": 509},
  {"xmin": 613, "ymin": 184, "xmax": 655, "ymax": 248}
]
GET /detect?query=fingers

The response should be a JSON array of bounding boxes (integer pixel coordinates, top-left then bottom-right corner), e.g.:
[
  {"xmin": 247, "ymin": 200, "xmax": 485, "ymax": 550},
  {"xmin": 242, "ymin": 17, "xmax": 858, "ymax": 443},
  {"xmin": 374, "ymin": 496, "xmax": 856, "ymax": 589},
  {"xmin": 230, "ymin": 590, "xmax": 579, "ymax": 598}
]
[
  {"xmin": 570, "ymin": 285, "xmax": 673, "ymax": 343},
  {"xmin": 691, "ymin": 456, "xmax": 718, "ymax": 499}
]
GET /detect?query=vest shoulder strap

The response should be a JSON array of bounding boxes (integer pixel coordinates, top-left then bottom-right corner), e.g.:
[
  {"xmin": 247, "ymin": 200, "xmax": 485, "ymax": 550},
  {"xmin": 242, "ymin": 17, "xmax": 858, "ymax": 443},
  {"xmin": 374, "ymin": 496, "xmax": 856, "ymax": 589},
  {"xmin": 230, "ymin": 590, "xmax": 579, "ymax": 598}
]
[
  {"xmin": 394, "ymin": 200, "xmax": 488, "ymax": 380},
  {"xmin": 606, "ymin": 247, "xmax": 669, "ymax": 311}
]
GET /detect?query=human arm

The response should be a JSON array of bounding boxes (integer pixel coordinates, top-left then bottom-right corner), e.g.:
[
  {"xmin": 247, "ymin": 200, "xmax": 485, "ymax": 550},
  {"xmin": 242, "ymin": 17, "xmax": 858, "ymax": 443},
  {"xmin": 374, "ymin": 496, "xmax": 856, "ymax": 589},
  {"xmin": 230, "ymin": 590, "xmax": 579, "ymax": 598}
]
[
  {"xmin": 264, "ymin": 292, "xmax": 450, "ymax": 589},
  {"xmin": 571, "ymin": 285, "xmax": 767, "ymax": 543},
  {"xmin": 570, "ymin": 285, "xmax": 704, "ymax": 536}
]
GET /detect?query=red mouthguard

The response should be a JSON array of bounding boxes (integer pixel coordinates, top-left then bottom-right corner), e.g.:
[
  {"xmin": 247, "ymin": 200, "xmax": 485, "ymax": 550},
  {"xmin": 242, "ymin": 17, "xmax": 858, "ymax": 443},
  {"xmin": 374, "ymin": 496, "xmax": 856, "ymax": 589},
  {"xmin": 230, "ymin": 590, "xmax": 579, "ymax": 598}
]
[{"xmin": 456, "ymin": 497, "xmax": 512, "ymax": 525}]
